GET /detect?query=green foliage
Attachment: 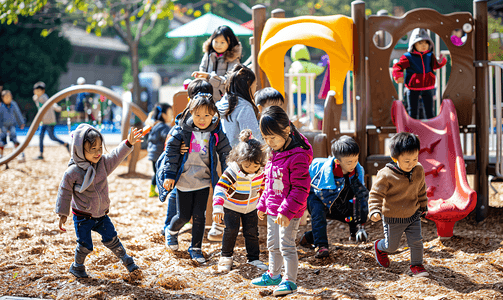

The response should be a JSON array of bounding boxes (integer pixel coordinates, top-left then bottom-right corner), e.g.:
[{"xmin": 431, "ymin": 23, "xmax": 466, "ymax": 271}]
[
  {"xmin": 0, "ymin": 0, "xmax": 48, "ymax": 25},
  {"xmin": 488, "ymin": 14, "xmax": 503, "ymax": 61},
  {"xmin": 0, "ymin": 20, "xmax": 72, "ymax": 124}
]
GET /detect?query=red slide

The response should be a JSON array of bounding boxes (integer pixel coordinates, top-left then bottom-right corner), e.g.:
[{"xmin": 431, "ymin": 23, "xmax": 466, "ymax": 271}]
[{"xmin": 391, "ymin": 99, "xmax": 477, "ymax": 238}]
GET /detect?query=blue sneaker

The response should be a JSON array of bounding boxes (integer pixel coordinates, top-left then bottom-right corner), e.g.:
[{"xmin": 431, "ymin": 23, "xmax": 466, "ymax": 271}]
[
  {"xmin": 251, "ymin": 272, "xmax": 282, "ymax": 286},
  {"xmin": 188, "ymin": 247, "xmax": 205, "ymax": 263},
  {"xmin": 165, "ymin": 229, "xmax": 178, "ymax": 251},
  {"xmin": 273, "ymin": 280, "xmax": 297, "ymax": 296}
]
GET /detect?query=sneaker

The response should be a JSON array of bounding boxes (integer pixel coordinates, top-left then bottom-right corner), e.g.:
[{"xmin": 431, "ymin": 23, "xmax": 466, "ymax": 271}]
[
  {"xmin": 188, "ymin": 247, "xmax": 205, "ymax": 264},
  {"xmin": 148, "ymin": 185, "xmax": 159, "ymax": 198},
  {"xmin": 299, "ymin": 232, "xmax": 315, "ymax": 249},
  {"xmin": 374, "ymin": 240, "xmax": 390, "ymax": 268},
  {"xmin": 410, "ymin": 264, "xmax": 429, "ymax": 277},
  {"xmin": 273, "ymin": 280, "xmax": 297, "ymax": 296},
  {"xmin": 218, "ymin": 256, "xmax": 233, "ymax": 272},
  {"xmin": 251, "ymin": 272, "xmax": 282, "ymax": 286},
  {"xmin": 122, "ymin": 255, "xmax": 140, "ymax": 273},
  {"xmin": 35, "ymin": 155, "xmax": 44, "ymax": 160},
  {"xmin": 248, "ymin": 260, "xmax": 268, "ymax": 271},
  {"xmin": 69, "ymin": 263, "xmax": 88, "ymax": 278},
  {"xmin": 165, "ymin": 229, "xmax": 179, "ymax": 251},
  {"xmin": 207, "ymin": 222, "xmax": 225, "ymax": 242},
  {"xmin": 17, "ymin": 153, "xmax": 25, "ymax": 163},
  {"xmin": 315, "ymin": 246, "xmax": 329, "ymax": 258}
]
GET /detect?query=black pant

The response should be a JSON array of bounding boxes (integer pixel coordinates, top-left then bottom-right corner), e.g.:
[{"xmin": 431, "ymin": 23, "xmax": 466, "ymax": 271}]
[
  {"xmin": 151, "ymin": 161, "xmax": 157, "ymax": 186},
  {"xmin": 221, "ymin": 207, "xmax": 260, "ymax": 262},
  {"xmin": 407, "ymin": 89, "xmax": 434, "ymax": 119},
  {"xmin": 169, "ymin": 187, "xmax": 209, "ymax": 249}
]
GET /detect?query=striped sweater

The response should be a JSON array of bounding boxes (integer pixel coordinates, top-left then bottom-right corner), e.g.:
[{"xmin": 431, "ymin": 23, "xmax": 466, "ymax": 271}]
[{"xmin": 213, "ymin": 161, "xmax": 264, "ymax": 214}]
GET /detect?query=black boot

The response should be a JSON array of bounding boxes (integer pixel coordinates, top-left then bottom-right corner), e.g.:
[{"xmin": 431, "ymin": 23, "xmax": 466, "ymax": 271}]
[
  {"xmin": 103, "ymin": 236, "xmax": 139, "ymax": 273},
  {"xmin": 69, "ymin": 244, "xmax": 92, "ymax": 278}
]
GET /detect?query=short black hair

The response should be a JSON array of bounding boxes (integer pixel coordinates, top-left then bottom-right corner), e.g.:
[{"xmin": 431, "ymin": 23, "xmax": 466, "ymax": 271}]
[
  {"xmin": 255, "ymin": 87, "xmax": 285, "ymax": 107},
  {"xmin": 389, "ymin": 132, "xmax": 420, "ymax": 159},
  {"xmin": 331, "ymin": 135, "xmax": 360, "ymax": 159}
]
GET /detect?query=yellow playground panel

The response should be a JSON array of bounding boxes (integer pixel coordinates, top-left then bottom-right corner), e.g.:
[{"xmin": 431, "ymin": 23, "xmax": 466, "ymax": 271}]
[{"xmin": 258, "ymin": 15, "xmax": 353, "ymax": 105}]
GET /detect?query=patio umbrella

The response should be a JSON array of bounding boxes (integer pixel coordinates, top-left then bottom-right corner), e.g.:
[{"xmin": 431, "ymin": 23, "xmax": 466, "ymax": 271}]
[{"xmin": 166, "ymin": 12, "xmax": 253, "ymax": 38}]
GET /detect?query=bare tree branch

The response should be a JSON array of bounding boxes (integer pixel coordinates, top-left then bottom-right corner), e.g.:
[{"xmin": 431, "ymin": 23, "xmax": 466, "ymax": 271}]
[
  {"xmin": 134, "ymin": 11, "xmax": 149, "ymax": 42},
  {"xmin": 139, "ymin": 17, "xmax": 157, "ymax": 37}
]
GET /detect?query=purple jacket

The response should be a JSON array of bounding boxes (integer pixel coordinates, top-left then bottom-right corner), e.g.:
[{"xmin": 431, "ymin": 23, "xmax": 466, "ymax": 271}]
[{"xmin": 256, "ymin": 133, "xmax": 313, "ymax": 220}]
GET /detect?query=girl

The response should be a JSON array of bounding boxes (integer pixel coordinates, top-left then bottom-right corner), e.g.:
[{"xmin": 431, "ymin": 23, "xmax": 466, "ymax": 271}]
[
  {"xmin": 147, "ymin": 103, "xmax": 173, "ymax": 197},
  {"xmin": 55, "ymin": 124, "xmax": 143, "ymax": 278},
  {"xmin": 251, "ymin": 106, "xmax": 313, "ymax": 297},
  {"xmin": 191, "ymin": 25, "xmax": 242, "ymax": 102},
  {"xmin": 0, "ymin": 90, "xmax": 25, "ymax": 162},
  {"xmin": 158, "ymin": 93, "xmax": 231, "ymax": 263},
  {"xmin": 212, "ymin": 129, "xmax": 268, "ymax": 272},
  {"xmin": 209, "ymin": 64, "xmax": 262, "ymax": 242}
]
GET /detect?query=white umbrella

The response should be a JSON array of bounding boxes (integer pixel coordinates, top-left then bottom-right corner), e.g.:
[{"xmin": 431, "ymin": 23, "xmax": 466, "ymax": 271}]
[{"xmin": 166, "ymin": 12, "xmax": 253, "ymax": 38}]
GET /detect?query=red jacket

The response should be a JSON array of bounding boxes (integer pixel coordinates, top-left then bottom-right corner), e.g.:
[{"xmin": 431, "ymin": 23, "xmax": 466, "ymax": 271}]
[{"xmin": 392, "ymin": 50, "xmax": 447, "ymax": 91}]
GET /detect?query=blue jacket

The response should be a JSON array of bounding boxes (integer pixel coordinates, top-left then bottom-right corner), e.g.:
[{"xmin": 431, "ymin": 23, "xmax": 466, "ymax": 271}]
[
  {"xmin": 309, "ymin": 157, "xmax": 368, "ymax": 212},
  {"xmin": 147, "ymin": 122, "xmax": 171, "ymax": 162},
  {"xmin": 156, "ymin": 112, "xmax": 231, "ymax": 202},
  {"xmin": 0, "ymin": 101, "xmax": 25, "ymax": 128}
]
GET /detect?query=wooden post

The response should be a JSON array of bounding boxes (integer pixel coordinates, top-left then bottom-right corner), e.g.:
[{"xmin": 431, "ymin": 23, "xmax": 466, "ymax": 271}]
[
  {"xmin": 252, "ymin": 5, "xmax": 267, "ymax": 90},
  {"xmin": 352, "ymin": 1, "xmax": 368, "ymax": 175},
  {"xmin": 474, "ymin": 0, "xmax": 489, "ymax": 222}
]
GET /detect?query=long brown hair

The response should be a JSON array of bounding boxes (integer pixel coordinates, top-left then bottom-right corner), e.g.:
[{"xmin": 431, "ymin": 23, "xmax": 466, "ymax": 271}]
[{"xmin": 224, "ymin": 64, "xmax": 259, "ymax": 121}]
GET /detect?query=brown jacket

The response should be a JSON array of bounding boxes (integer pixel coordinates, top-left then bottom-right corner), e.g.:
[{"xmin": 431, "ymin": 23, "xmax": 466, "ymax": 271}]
[
  {"xmin": 368, "ymin": 162, "xmax": 428, "ymax": 223},
  {"xmin": 200, "ymin": 41, "xmax": 242, "ymax": 101}
]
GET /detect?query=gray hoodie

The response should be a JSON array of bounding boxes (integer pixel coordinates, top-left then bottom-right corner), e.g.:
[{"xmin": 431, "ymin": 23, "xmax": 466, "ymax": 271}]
[
  {"xmin": 55, "ymin": 124, "xmax": 134, "ymax": 217},
  {"xmin": 408, "ymin": 28, "xmax": 434, "ymax": 53}
]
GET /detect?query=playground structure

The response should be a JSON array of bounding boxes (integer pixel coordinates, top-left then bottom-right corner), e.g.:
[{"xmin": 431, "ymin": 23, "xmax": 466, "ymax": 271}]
[
  {"xmin": 250, "ymin": 0, "xmax": 502, "ymax": 237},
  {"xmin": 0, "ymin": 85, "xmax": 148, "ymax": 174}
]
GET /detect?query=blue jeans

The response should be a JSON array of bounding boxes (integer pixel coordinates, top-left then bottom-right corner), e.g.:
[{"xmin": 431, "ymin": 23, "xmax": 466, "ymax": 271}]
[
  {"xmin": 307, "ymin": 193, "xmax": 363, "ymax": 248},
  {"xmin": 39, "ymin": 125, "xmax": 66, "ymax": 153},
  {"xmin": 407, "ymin": 89, "xmax": 434, "ymax": 119},
  {"xmin": 73, "ymin": 214, "xmax": 118, "ymax": 251},
  {"xmin": 163, "ymin": 188, "xmax": 178, "ymax": 233},
  {"xmin": 0, "ymin": 125, "xmax": 19, "ymax": 147}
]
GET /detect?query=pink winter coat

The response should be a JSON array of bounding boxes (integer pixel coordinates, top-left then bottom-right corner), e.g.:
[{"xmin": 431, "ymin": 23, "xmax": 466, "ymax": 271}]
[{"xmin": 256, "ymin": 133, "xmax": 313, "ymax": 220}]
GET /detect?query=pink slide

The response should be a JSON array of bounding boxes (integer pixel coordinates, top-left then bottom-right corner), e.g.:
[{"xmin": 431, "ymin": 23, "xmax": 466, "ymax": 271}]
[{"xmin": 391, "ymin": 99, "xmax": 477, "ymax": 238}]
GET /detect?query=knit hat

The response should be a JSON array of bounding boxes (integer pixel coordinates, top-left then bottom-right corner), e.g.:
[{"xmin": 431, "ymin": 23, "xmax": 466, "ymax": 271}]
[{"xmin": 408, "ymin": 28, "xmax": 434, "ymax": 52}]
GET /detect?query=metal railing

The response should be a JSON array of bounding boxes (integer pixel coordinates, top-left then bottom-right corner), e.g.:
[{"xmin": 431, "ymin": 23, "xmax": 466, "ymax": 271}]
[{"xmin": 488, "ymin": 61, "xmax": 503, "ymax": 178}]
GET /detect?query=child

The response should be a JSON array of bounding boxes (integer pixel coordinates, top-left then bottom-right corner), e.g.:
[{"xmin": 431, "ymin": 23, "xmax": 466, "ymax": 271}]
[
  {"xmin": 32, "ymin": 81, "xmax": 70, "ymax": 160},
  {"xmin": 299, "ymin": 136, "xmax": 369, "ymax": 258},
  {"xmin": 160, "ymin": 79, "xmax": 214, "ymax": 241},
  {"xmin": 192, "ymin": 25, "xmax": 242, "ymax": 102},
  {"xmin": 158, "ymin": 93, "xmax": 231, "ymax": 263},
  {"xmin": 255, "ymin": 87, "xmax": 285, "ymax": 116},
  {"xmin": 55, "ymin": 124, "xmax": 143, "ymax": 278},
  {"xmin": 0, "ymin": 90, "xmax": 25, "ymax": 162},
  {"xmin": 392, "ymin": 28, "xmax": 447, "ymax": 120},
  {"xmin": 369, "ymin": 132, "xmax": 429, "ymax": 277},
  {"xmin": 210, "ymin": 64, "xmax": 262, "ymax": 241},
  {"xmin": 213, "ymin": 129, "xmax": 268, "ymax": 272},
  {"xmin": 251, "ymin": 105, "xmax": 313, "ymax": 296},
  {"xmin": 147, "ymin": 103, "xmax": 173, "ymax": 197}
]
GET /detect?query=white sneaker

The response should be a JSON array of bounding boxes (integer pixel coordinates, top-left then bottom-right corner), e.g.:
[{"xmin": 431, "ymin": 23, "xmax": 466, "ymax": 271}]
[
  {"xmin": 207, "ymin": 222, "xmax": 225, "ymax": 242},
  {"xmin": 18, "ymin": 153, "xmax": 25, "ymax": 163},
  {"xmin": 248, "ymin": 259, "xmax": 268, "ymax": 271},
  {"xmin": 218, "ymin": 256, "xmax": 233, "ymax": 272}
]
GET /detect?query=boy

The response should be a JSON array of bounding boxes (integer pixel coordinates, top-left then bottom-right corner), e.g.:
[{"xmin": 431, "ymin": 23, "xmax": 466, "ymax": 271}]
[
  {"xmin": 392, "ymin": 28, "xmax": 447, "ymax": 119},
  {"xmin": 0, "ymin": 90, "xmax": 25, "ymax": 161},
  {"xmin": 299, "ymin": 136, "xmax": 369, "ymax": 258},
  {"xmin": 33, "ymin": 81, "xmax": 69, "ymax": 160},
  {"xmin": 254, "ymin": 87, "xmax": 285, "ymax": 115},
  {"xmin": 369, "ymin": 132, "xmax": 429, "ymax": 277}
]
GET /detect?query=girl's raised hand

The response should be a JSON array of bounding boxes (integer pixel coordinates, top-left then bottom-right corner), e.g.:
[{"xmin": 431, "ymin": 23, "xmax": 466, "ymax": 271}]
[
  {"xmin": 128, "ymin": 127, "xmax": 143, "ymax": 145},
  {"xmin": 275, "ymin": 213, "xmax": 290, "ymax": 227},
  {"xmin": 213, "ymin": 212, "xmax": 224, "ymax": 224},
  {"xmin": 191, "ymin": 71, "xmax": 210, "ymax": 79}
]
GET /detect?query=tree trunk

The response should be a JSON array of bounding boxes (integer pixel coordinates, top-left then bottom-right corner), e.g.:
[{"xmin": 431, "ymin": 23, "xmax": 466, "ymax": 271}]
[{"xmin": 130, "ymin": 41, "xmax": 146, "ymax": 116}]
